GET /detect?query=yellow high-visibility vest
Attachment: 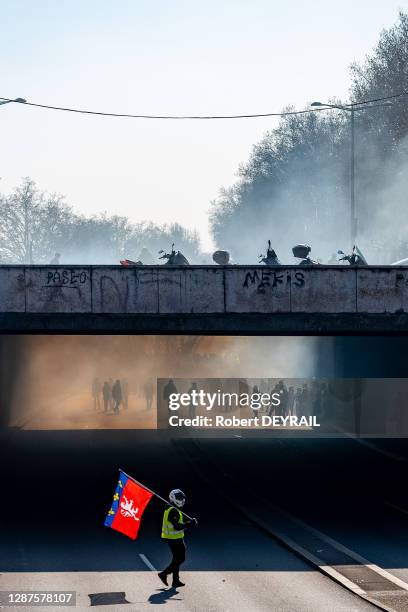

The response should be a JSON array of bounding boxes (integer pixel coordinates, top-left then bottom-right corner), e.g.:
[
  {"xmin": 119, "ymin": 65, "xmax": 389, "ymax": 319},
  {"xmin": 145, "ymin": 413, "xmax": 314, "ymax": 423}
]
[{"xmin": 161, "ymin": 507, "xmax": 185, "ymax": 539}]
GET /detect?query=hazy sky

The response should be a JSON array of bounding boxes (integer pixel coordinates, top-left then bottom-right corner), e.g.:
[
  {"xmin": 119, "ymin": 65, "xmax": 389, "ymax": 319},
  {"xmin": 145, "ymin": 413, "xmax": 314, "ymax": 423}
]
[{"xmin": 1, "ymin": 0, "xmax": 407, "ymax": 249}]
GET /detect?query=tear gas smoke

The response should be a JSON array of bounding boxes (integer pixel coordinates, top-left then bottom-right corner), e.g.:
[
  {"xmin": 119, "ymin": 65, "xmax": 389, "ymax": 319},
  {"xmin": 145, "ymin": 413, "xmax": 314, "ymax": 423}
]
[{"xmin": 7, "ymin": 335, "xmax": 321, "ymax": 430}]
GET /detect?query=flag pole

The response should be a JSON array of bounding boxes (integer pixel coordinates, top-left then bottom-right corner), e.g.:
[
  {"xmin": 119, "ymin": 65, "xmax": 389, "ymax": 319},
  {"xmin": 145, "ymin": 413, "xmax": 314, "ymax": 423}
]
[{"xmin": 119, "ymin": 468, "xmax": 196, "ymax": 522}]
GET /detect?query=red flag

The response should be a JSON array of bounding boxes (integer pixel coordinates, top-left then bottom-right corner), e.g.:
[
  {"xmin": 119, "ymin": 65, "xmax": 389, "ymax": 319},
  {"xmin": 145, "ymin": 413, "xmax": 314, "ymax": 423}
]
[{"xmin": 105, "ymin": 472, "xmax": 153, "ymax": 540}]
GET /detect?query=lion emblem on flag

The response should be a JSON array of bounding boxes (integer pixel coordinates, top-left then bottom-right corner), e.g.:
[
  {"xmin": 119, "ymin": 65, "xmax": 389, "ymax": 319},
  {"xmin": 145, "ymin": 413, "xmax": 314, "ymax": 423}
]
[{"xmin": 120, "ymin": 496, "xmax": 140, "ymax": 521}]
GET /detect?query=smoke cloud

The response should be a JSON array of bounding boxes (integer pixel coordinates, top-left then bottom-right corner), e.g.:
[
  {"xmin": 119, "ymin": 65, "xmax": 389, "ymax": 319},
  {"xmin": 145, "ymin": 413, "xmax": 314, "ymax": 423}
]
[{"xmin": 7, "ymin": 335, "xmax": 320, "ymax": 430}]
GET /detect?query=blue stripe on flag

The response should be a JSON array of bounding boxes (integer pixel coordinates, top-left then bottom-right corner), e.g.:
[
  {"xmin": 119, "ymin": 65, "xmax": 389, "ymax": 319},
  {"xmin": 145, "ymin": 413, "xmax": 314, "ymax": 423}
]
[{"xmin": 104, "ymin": 471, "xmax": 128, "ymax": 527}]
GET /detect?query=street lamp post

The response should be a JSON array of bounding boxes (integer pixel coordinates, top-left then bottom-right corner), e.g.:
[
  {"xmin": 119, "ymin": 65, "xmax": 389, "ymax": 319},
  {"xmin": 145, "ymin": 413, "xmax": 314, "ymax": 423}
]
[
  {"xmin": 0, "ymin": 98, "xmax": 28, "ymax": 261},
  {"xmin": 311, "ymin": 100, "xmax": 391, "ymax": 249},
  {"xmin": 350, "ymin": 107, "xmax": 355, "ymax": 245}
]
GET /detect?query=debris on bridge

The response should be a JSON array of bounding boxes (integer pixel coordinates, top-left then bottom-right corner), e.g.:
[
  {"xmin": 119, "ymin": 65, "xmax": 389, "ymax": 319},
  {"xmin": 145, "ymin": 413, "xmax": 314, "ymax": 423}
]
[
  {"xmin": 292, "ymin": 244, "xmax": 320, "ymax": 266},
  {"xmin": 159, "ymin": 244, "xmax": 190, "ymax": 265},
  {"xmin": 259, "ymin": 240, "xmax": 281, "ymax": 266}
]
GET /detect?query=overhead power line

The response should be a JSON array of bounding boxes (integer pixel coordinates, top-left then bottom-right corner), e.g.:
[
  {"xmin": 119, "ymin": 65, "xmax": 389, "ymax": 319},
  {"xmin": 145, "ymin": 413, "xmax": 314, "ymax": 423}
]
[
  {"xmin": 0, "ymin": 91, "xmax": 406, "ymax": 120},
  {"xmin": 348, "ymin": 91, "xmax": 408, "ymax": 106},
  {"xmin": 0, "ymin": 97, "xmax": 327, "ymax": 119}
]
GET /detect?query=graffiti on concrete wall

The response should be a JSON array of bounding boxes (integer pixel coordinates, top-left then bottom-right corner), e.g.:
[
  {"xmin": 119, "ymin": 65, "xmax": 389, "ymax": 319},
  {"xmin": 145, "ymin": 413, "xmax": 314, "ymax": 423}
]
[
  {"xmin": 45, "ymin": 269, "xmax": 88, "ymax": 287},
  {"xmin": 3, "ymin": 265, "xmax": 404, "ymax": 315},
  {"xmin": 242, "ymin": 269, "xmax": 305, "ymax": 293},
  {"xmin": 98, "ymin": 274, "xmax": 130, "ymax": 312}
]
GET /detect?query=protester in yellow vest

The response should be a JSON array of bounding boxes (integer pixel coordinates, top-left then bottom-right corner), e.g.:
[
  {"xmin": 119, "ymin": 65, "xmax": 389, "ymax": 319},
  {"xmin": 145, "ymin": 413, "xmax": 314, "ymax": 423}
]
[{"xmin": 158, "ymin": 489, "xmax": 197, "ymax": 588}]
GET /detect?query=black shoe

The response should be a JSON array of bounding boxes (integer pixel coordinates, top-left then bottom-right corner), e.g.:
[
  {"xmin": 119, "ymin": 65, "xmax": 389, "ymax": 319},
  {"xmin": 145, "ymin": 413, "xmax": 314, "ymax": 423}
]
[
  {"xmin": 172, "ymin": 579, "xmax": 185, "ymax": 588},
  {"xmin": 158, "ymin": 571, "xmax": 168, "ymax": 586}
]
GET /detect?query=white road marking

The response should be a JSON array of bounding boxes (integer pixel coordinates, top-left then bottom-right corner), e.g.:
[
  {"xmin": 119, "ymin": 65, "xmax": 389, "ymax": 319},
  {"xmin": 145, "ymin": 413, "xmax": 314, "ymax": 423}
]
[
  {"xmin": 200, "ymin": 438, "xmax": 408, "ymax": 595},
  {"xmin": 277, "ymin": 506, "xmax": 408, "ymax": 592},
  {"xmin": 272, "ymin": 530, "xmax": 366, "ymax": 597},
  {"xmin": 384, "ymin": 500, "xmax": 408, "ymax": 517},
  {"xmin": 139, "ymin": 553, "xmax": 157, "ymax": 572}
]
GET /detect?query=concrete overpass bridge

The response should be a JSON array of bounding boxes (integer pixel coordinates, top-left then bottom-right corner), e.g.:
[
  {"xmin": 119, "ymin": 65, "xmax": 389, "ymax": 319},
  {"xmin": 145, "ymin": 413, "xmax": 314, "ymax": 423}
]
[{"xmin": 0, "ymin": 264, "xmax": 407, "ymax": 334}]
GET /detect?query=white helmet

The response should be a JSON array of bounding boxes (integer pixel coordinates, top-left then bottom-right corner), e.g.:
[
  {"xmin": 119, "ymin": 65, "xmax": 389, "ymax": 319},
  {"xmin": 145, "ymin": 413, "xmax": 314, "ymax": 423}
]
[{"xmin": 169, "ymin": 489, "xmax": 185, "ymax": 508}]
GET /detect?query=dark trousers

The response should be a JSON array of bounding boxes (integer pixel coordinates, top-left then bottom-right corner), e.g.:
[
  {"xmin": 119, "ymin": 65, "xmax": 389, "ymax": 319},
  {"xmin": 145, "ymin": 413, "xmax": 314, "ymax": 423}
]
[{"xmin": 162, "ymin": 538, "xmax": 186, "ymax": 581}]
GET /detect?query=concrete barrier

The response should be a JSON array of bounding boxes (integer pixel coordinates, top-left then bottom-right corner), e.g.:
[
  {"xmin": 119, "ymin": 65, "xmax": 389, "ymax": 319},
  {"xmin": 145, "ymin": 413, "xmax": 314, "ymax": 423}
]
[
  {"xmin": 25, "ymin": 267, "xmax": 91, "ymax": 313},
  {"xmin": 0, "ymin": 268, "xmax": 25, "ymax": 312},
  {"xmin": 0, "ymin": 265, "xmax": 407, "ymax": 333},
  {"xmin": 357, "ymin": 268, "xmax": 408, "ymax": 313},
  {"xmin": 225, "ymin": 267, "xmax": 291, "ymax": 313}
]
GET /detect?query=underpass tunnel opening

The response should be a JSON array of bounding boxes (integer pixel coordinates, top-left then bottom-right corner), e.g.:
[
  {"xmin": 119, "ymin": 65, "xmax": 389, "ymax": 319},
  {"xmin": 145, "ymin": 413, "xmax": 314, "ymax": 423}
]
[
  {"xmin": 5, "ymin": 334, "xmax": 322, "ymax": 431},
  {"xmin": 0, "ymin": 333, "xmax": 328, "ymax": 574},
  {"xmin": 4, "ymin": 334, "xmax": 408, "ymax": 432}
]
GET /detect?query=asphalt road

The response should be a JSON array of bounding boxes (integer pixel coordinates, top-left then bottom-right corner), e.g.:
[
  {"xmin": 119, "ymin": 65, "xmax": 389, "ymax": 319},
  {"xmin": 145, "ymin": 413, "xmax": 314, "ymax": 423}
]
[
  {"xmin": 11, "ymin": 392, "xmax": 156, "ymax": 430},
  {"xmin": 196, "ymin": 436, "xmax": 408, "ymax": 583},
  {"xmin": 0, "ymin": 429, "xmax": 379, "ymax": 611}
]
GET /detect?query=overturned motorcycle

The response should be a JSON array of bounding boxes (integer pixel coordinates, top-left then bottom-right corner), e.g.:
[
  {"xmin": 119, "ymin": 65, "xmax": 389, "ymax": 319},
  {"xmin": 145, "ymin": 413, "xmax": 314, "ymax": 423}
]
[
  {"xmin": 259, "ymin": 240, "xmax": 281, "ymax": 265},
  {"xmin": 158, "ymin": 244, "xmax": 190, "ymax": 265},
  {"xmin": 337, "ymin": 245, "xmax": 368, "ymax": 265},
  {"xmin": 120, "ymin": 244, "xmax": 190, "ymax": 266}
]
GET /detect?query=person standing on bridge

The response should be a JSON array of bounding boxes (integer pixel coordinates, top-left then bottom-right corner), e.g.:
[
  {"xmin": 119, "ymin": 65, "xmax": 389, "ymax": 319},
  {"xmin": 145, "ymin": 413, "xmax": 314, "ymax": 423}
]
[
  {"xmin": 49, "ymin": 252, "xmax": 61, "ymax": 265},
  {"xmin": 158, "ymin": 489, "xmax": 196, "ymax": 588}
]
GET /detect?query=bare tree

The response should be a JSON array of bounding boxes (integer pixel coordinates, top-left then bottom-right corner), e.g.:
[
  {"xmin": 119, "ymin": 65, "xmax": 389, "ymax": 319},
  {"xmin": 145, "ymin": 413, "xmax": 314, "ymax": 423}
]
[
  {"xmin": 0, "ymin": 178, "xmax": 73, "ymax": 264},
  {"xmin": 0, "ymin": 179, "xmax": 202, "ymax": 264}
]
